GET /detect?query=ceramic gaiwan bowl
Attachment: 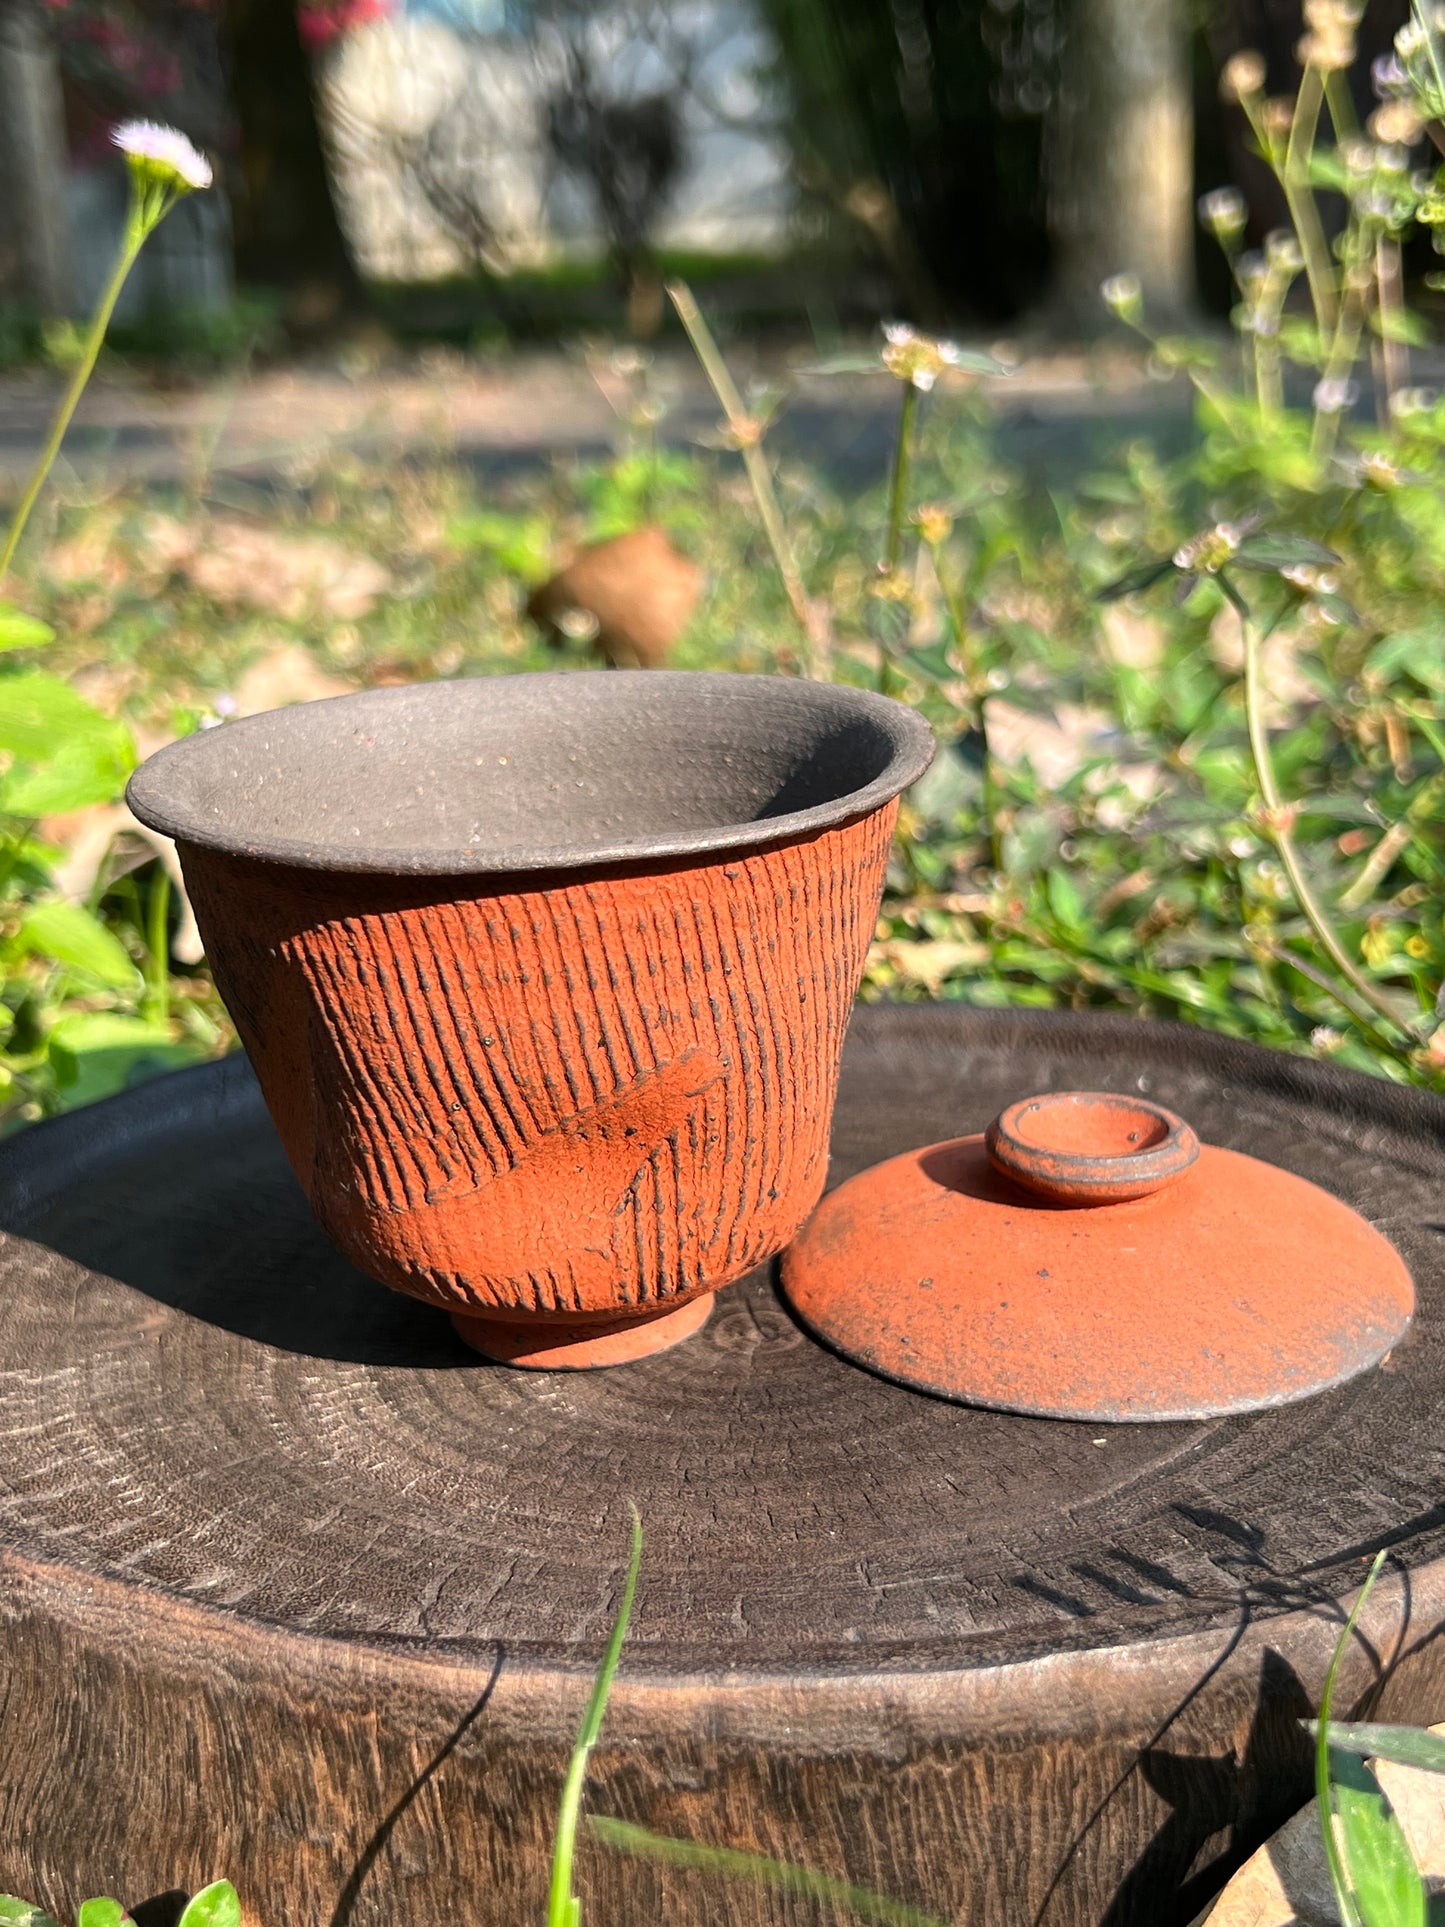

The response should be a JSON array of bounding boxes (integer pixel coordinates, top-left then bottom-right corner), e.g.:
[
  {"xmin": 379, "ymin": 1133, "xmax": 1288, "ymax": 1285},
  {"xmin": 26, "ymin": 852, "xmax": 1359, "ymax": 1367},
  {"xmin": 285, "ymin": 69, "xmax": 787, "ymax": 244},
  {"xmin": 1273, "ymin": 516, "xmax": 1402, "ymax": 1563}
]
[{"xmin": 128, "ymin": 671, "xmax": 934, "ymax": 1368}]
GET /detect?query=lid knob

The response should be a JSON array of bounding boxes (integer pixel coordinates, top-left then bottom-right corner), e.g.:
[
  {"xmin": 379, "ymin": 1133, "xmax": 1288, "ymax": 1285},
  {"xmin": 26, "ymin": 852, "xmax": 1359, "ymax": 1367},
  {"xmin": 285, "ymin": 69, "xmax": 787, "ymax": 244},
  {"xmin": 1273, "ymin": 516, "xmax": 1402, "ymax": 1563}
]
[{"xmin": 984, "ymin": 1091, "xmax": 1200, "ymax": 1207}]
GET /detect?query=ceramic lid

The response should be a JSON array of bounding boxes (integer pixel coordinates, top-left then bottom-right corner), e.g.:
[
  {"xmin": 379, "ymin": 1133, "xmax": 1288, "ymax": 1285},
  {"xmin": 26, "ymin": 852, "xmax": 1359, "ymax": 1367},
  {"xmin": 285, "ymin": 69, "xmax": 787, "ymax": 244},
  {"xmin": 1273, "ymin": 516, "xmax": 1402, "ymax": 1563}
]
[{"xmin": 781, "ymin": 1089, "xmax": 1416, "ymax": 1422}]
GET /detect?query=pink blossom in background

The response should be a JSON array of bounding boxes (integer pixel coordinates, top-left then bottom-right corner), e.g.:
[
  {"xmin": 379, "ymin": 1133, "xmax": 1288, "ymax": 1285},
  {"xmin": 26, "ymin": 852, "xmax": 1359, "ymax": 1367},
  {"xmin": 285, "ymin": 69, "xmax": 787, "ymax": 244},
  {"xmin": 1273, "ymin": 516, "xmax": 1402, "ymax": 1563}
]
[{"xmin": 296, "ymin": 0, "xmax": 390, "ymax": 50}]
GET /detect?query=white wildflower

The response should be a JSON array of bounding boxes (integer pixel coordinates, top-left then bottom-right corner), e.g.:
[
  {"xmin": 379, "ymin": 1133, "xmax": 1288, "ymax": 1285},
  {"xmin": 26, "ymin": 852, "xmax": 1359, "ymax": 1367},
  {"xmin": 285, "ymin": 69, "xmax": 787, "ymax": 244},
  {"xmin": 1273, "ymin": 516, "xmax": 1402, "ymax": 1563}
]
[
  {"xmin": 1199, "ymin": 187, "xmax": 1248, "ymax": 238},
  {"xmin": 1172, "ymin": 522, "xmax": 1242, "ymax": 574},
  {"xmin": 1313, "ymin": 375, "xmax": 1359, "ymax": 413},
  {"xmin": 111, "ymin": 120, "xmax": 212, "ymax": 194},
  {"xmin": 1264, "ymin": 228, "xmax": 1305, "ymax": 271},
  {"xmin": 1373, "ymin": 52, "xmax": 1410, "ymax": 96},
  {"xmin": 881, "ymin": 321, "xmax": 964, "ymax": 391},
  {"xmin": 1221, "ymin": 50, "xmax": 1268, "ymax": 100},
  {"xmin": 1100, "ymin": 273, "xmax": 1143, "ymax": 322},
  {"xmin": 1396, "ymin": 20, "xmax": 1427, "ymax": 59},
  {"xmin": 1390, "ymin": 385, "xmax": 1440, "ymax": 416}
]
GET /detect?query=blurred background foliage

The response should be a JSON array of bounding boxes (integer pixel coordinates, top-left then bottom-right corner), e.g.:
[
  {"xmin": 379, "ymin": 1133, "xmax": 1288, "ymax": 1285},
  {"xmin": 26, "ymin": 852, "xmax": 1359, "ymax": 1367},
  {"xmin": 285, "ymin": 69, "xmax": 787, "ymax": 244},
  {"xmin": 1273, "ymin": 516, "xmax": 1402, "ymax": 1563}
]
[
  {"xmin": 1, "ymin": 0, "xmax": 1413, "ymax": 342},
  {"xmin": 0, "ymin": 0, "xmax": 1444, "ymax": 1123}
]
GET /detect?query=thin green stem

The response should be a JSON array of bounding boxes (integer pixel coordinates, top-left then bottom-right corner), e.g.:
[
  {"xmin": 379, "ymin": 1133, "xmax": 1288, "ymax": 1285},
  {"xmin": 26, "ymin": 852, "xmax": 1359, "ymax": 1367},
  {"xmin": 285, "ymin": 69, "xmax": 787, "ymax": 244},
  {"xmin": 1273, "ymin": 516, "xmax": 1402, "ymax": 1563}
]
[
  {"xmin": 1375, "ymin": 233, "xmax": 1407, "ymax": 418},
  {"xmin": 927, "ymin": 538, "xmax": 1001, "ymax": 873},
  {"xmin": 1119, "ymin": 316, "xmax": 1242, "ymax": 430},
  {"xmin": 1406, "ymin": 710, "xmax": 1445, "ymax": 771},
  {"xmin": 884, "ymin": 382, "xmax": 919, "ymax": 573},
  {"xmin": 1316, "ymin": 1549, "xmax": 1388, "ymax": 1927},
  {"xmin": 142, "ymin": 864, "xmax": 171, "ymax": 1027},
  {"xmin": 1237, "ymin": 593, "xmax": 1413, "ymax": 1049},
  {"xmin": 666, "ymin": 280, "xmax": 827, "ymax": 678},
  {"xmin": 0, "ymin": 823, "xmax": 36, "ymax": 901},
  {"xmin": 1283, "ymin": 67, "xmax": 1338, "ymax": 335},
  {"xmin": 1253, "ymin": 274, "xmax": 1289, "ymax": 419},
  {"xmin": 1310, "ymin": 287, "xmax": 1365, "ymax": 465},
  {"xmin": 1339, "ymin": 771, "xmax": 1445, "ymax": 910},
  {"xmin": 1421, "ymin": 0, "xmax": 1445, "ymax": 117},
  {"xmin": 0, "ymin": 224, "xmax": 147, "ymax": 586},
  {"xmin": 1223, "ymin": 233, "xmax": 1270, "ymax": 412},
  {"xmin": 1323, "ymin": 67, "xmax": 1358, "ymax": 143},
  {"xmin": 873, "ymin": 380, "xmax": 922, "ymax": 692}
]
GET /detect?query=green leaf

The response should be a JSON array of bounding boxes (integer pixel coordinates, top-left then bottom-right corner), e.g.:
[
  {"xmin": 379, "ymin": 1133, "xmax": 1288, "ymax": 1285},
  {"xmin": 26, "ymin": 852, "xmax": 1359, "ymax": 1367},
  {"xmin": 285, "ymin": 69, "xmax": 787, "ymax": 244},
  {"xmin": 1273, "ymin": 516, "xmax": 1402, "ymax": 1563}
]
[
  {"xmin": 0, "ymin": 606, "xmax": 54, "ymax": 652},
  {"xmin": 445, "ymin": 511, "xmax": 553, "ymax": 584},
  {"xmin": 1332, "ymin": 1750, "xmax": 1426, "ymax": 1927},
  {"xmin": 1310, "ymin": 1724, "xmax": 1445, "ymax": 1775},
  {"xmin": 1306, "ymin": 149, "xmax": 1350, "ymax": 192},
  {"xmin": 47, "ymin": 1012, "xmax": 192, "ymax": 1110},
  {"xmin": 949, "ymin": 348, "xmax": 1013, "ymax": 374},
  {"xmin": 1080, "ymin": 473, "xmax": 1146, "ymax": 506},
  {"xmin": 175, "ymin": 1886, "xmax": 240, "ymax": 1927},
  {"xmin": 547, "ymin": 1510, "xmax": 642, "ymax": 1927},
  {"xmin": 1217, "ymin": 572, "xmax": 1252, "ymax": 621},
  {"xmin": 18, "ymin": 901, "xmax": 141, "ymax": 990},
  {"xmin": 3, "ymin": 728, "xmax": 135, "ymax": 815},
  {"xmin": 588, "ymin": 1821, "xmax": 951, "ymax": 1927},
  {"xmin": 1046, "ymin": 867, "xmax": 1087, "ymax": 933},
  {"xmin": 801, "ymin": 346, "xmax": 1008, "ymax": 376},
  {"xmin": 1151, "ymin": 335, "xmax": 1222, "ymax": 372},
  {"xmin": 16, "ymin": 729, "xmax": 134, "ymax": 811},
  {"xmin": 904, "ymin": 642, "xmax": 962, "ymax": 684},
  {"xmin": 1233, "ymin": 533, "xmax": 1341, "ymax": 570},
  {"xmin": 0, "ymin": 675, "xmax": 117, "ymax": 761},
  {"xmin": 1370, "ymin": 308, "xmax": 1432, "ymax": 348},
  {"xmin": 1367, "ymin": 631, "xmax": 1445, "ymax": 692},
  {"xmin": 1313, "ymin": 592, "xmax": 1360, "ymax": 629},
  {"xmin": 0, "ymin": 674, "xmax": 135, "ymax": 815},
  {"xmin": 796, "ymin": 355, "xmax": 888, "ymax": 375},
  {"xmin": 0, "ymin": 1901, "xmax": 59, "ymax": 1927},
  {"xmin": 77, "ymin": 1901, "xmax": 130, "ymax": 1927},
  {"xmin": 1096, "ymin": 559, "xmax": 1175, "ymax": 601},
  {"xmin": 1316, "ymin": 1550, "xmax": 1389, "ymax": 1927}
]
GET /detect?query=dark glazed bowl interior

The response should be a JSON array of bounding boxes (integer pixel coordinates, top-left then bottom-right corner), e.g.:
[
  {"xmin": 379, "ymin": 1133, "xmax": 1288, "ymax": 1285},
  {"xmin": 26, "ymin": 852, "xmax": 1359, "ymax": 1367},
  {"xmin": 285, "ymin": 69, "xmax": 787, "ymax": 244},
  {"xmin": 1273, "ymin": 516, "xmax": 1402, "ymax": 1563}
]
[{"xmin": 127, "ymin": 671, "xmax": 936, "ymax": 876}]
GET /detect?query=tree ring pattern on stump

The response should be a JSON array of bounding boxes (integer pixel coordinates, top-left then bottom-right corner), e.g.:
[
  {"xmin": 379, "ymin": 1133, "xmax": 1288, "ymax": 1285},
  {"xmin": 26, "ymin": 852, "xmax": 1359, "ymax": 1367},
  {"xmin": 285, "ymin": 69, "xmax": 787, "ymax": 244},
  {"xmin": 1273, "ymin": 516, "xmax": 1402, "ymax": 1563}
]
[{"xmin": 0, "ymin": 1007, "xmax": 1442, "ymax": 1676}]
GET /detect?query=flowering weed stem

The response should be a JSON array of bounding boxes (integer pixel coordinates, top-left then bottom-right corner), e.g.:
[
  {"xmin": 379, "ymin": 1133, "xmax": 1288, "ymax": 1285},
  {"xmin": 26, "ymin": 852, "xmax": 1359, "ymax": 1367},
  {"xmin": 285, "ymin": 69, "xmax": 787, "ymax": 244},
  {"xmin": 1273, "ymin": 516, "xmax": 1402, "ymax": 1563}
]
[
  {"xmin": 922, "ymin": 529, "xmax": 1001, "ymax": 872},
  {"xmin": 0, "ymin": 232, "xmax": 142, "ymax": 586},
  {"xmin": 1375, "ymin": 234, "xmax": 1408, "ymax": 414},
  {"xmin": 666, "ymin": 280, "xmax": 827, "ymax": 678},
  {"xmin": 885, "ymin": 382, "xmax": 918, "ymax": 575},
  {"xmin": 1234, "ymin": 592, "xmax": 1413, "ymax": 1048},
  {"xmin": 1311, "ymin": 293, "xmax": 1365, "ymax": 463},
  {"xmin": 0, "ymin": 122, "xmax": 210, "ymax": 588},
  {"xmin": 1284, "ymin": 66, "xmax": 1340, "ymax": 331}
]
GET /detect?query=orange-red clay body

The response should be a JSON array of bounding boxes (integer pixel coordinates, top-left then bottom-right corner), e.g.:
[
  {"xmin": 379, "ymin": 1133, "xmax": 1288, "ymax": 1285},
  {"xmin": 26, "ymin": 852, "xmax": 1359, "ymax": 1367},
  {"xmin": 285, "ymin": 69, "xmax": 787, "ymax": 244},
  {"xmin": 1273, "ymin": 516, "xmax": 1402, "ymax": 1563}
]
[
  {"xmin": 183, "ymin": 817, "xmax": 894, "ymax": 1363},
  {"xmin": 127, "ymin": 673, "xmax": 934, "ymax": 1368}
]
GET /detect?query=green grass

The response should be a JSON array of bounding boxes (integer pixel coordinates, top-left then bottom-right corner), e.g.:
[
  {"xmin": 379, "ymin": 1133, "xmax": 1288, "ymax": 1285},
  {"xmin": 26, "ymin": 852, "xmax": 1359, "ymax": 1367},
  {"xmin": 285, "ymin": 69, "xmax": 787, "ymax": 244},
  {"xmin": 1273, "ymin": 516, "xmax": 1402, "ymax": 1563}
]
[{"xmin": 2, "ymin": 345, "xmax": 1444, "ymax": 1120}]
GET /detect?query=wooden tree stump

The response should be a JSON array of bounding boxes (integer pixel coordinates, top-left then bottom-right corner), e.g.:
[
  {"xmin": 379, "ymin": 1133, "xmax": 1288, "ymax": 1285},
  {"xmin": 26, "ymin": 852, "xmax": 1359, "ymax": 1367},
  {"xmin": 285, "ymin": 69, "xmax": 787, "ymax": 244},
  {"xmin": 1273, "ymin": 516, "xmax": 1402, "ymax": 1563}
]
[{"xmin": 0, "ymin": 1006, "xmax": 1443, "ymax": 1927}]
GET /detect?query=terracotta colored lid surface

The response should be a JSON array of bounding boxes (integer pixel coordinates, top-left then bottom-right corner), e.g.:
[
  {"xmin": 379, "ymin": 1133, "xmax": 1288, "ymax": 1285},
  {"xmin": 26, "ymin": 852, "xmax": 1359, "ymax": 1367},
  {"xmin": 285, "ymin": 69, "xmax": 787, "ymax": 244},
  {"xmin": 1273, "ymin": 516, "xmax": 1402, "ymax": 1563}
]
[{"xmin": 782, "ymin": 1090, "xmax": 1415, "ymax": 1422}]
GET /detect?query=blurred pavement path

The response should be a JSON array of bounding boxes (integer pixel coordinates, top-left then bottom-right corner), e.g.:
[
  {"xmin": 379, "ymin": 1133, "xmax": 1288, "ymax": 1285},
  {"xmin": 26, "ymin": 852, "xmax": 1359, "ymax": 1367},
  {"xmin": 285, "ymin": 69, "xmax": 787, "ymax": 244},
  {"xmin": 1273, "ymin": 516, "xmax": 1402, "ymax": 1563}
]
[{"xmin": 0, "ymin": 344, "xmax": 1195, "ymax": 492}]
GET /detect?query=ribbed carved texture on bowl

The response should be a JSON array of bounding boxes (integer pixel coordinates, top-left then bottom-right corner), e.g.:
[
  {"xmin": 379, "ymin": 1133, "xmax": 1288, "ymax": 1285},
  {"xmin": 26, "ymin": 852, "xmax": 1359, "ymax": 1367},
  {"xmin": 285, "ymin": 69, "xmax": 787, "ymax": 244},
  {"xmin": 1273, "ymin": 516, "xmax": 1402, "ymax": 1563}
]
[{"xmin": 181, "ymin": 804, "xmax": 895, "ymax": 1321}]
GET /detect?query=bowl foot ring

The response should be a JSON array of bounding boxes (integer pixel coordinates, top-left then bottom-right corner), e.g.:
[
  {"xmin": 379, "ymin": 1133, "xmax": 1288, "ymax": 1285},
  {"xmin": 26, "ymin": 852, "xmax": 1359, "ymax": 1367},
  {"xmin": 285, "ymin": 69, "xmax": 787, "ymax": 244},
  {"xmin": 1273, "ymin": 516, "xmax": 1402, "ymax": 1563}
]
[{"xmin": 451, "ymin": 1293, "xmax": 714, "ymax": 1369}]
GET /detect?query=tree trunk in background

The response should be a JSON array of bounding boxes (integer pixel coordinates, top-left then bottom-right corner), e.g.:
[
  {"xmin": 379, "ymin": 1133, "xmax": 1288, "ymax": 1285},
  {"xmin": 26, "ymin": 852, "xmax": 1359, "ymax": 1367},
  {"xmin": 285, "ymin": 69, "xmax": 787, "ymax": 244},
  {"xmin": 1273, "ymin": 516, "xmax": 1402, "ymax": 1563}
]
[
  {"xmin": 1049, "ymin": 0, "xmax": 1195, "ymax": 326},
  {"xmin": 222, "ymin": 0, "xmax": 360, "ymax": 324},
  {"xmin": 759, "ymin": 0, "xmax": 1052, "ymax": 325},
  {"xmin": 0, "ymin": 1, "xmax": 72, "ymax": 317}
]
